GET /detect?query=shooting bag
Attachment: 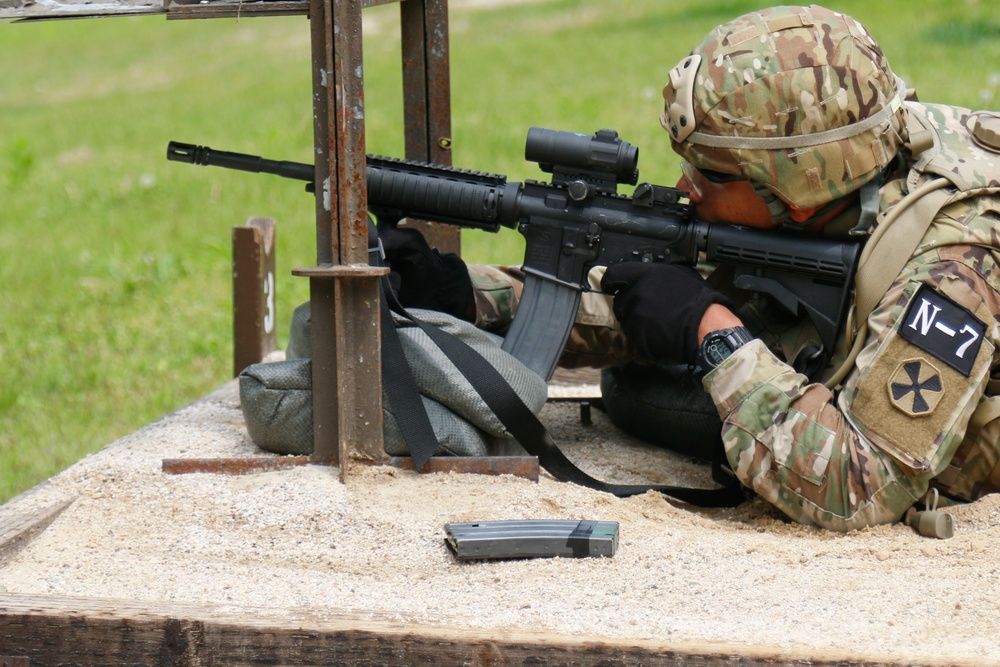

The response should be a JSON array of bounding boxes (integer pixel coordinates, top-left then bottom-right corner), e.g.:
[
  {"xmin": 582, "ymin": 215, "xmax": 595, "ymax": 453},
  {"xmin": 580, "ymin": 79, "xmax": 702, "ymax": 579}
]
[{"xmin": 238, "ymin": 301, "xmax": 549, "ymax": 459}]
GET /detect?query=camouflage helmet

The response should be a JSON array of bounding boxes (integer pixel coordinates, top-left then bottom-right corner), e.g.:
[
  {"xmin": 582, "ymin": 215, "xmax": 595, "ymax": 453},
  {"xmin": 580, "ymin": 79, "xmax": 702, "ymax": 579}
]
[{"xmin": 661, "ymin": 5, "xmax": 907, "ymax": 212}]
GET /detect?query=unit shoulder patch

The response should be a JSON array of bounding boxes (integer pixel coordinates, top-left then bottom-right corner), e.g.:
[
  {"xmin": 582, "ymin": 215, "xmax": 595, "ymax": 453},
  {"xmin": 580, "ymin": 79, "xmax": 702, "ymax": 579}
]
[
  {"xmin": 897, "ymin": 284, "xmax": 986, "ymax": 377},
  {"xmin": 888, "ymin": 358, "xmax": 943, "ymax": 416}
]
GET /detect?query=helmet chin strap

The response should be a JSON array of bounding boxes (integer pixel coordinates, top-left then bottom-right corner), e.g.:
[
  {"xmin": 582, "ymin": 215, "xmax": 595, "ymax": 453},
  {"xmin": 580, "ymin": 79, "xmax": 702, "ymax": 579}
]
[
  {"xmin": 848, "ymin": 178, "xmax": 887, "ymax": 236},
  {"xmin": 752, "ymin": 179, "xmax": 882, "ymax": 231},
  {"xmin": 750, "ymin": 181, "xmax": 793, "ymax": 226}
]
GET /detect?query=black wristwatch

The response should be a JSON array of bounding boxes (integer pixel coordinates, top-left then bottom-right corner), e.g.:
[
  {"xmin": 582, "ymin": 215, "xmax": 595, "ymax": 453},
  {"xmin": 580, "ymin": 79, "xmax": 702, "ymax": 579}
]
[{"xmin": 697, "ymin": 326, "xmax": 755, "ymax": 373}]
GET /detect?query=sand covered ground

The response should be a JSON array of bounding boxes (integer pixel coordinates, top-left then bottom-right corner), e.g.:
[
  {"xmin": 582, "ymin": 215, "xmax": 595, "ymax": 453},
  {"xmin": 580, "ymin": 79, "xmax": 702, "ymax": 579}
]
[{"xmin": 1, "ymin": 378, "xmax": 999, "ymax": 666}]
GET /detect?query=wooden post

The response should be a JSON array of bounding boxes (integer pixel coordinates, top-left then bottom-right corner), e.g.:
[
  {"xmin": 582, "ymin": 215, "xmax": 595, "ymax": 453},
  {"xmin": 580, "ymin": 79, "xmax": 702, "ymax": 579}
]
[{"xmin": 232, "ymin": 217, "xmax": 277, "ymax": 376}]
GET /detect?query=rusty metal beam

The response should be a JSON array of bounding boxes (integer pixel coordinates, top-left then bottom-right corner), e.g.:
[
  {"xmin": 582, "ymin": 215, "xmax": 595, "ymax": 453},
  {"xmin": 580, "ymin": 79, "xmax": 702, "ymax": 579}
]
[
  {"xmin": 162, "ymin": 457, "xmax": 311, "ymax": 475},
  {"xmin": 401, "ymin": 0, "xmax": 452, "ymax": 165},
  {"xmin": 162, "ymin": 455, "xmax": 538, "ymax": 482},
  {"xmin": 304, "ymin": 0, "xmax": 386, "ymax": 475},
  {"xmin": 400, "ymin": 0, "xmax": 459, "ymax": 255},
  {"xmin": 286, "ymin": 0, "xmax": 456, "ymax": 478},
  {"xmin": 294, "ymin": 265, "xmax": 388, "ymax": 474}
]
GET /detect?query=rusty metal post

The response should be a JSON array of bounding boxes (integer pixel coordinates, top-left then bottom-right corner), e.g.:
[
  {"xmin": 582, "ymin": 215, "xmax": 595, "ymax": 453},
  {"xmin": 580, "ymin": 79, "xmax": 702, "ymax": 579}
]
[
  {"xmin": 297, "ymin": 0, "xmax": 388, "ymax": 477},
  {"xmin": 400, "ymin": 0, "xmax": 459, "ymax": 255},
  {"xmin": 232, "ymin": 217, "xmax": 277, "ymax": 376}
]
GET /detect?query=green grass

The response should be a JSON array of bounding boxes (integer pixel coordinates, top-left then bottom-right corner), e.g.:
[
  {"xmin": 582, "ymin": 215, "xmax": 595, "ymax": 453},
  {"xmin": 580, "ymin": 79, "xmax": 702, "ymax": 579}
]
[{"xmin": 1, "ymin": 0, "xmax": 998, "ymax": 502}]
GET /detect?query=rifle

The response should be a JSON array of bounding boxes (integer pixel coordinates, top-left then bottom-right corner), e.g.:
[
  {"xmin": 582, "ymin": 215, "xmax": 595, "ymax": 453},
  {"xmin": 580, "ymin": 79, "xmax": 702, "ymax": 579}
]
[{"xmin": 167, "ymin": 128, "xmax": 861, "ymax": 380}]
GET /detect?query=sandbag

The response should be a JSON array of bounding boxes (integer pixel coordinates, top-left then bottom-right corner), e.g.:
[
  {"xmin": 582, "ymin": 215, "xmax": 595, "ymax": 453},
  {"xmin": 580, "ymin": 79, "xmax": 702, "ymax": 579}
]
[{"xmin": 240, "ymin": 303, "xmax": 548, "ymax": 458}]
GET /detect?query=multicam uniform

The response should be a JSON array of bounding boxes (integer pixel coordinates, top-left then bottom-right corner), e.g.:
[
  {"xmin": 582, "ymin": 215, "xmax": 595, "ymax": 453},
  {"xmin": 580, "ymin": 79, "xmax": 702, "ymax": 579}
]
[
  {"xmin": 663, "ymin": 1, "xmax": 1000, "ymax": 530},
  {"xmin": 709, "ymin": 101, "xmax": 1000, "ymax": 530},
  {"xmin": 470, "ymin": 104, "xmax": 1000, "ymax": 535},
  {"xmin": 704, "ymin": 112, "xmax": 1000, "ymax": 530},
  {"xmin": 466, "ymin": 5, "xmax": 1000, "ymax": 530}
]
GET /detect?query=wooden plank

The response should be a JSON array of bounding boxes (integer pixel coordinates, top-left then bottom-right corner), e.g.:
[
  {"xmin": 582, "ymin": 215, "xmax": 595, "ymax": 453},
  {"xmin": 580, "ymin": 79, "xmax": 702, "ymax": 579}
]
[
  {"xmin": 0, "ymin": 497, "xmax": 75, "ymax": 563},
  {"xmin": 165, "ymin": 0, "xmax": 307, "ymax": 18},
  {"xmin": 0, "ymin": 0, "xmax": 160, "ymax": 20},
  {"xmin": 0, "ymin": 593, "xmax": 966, "ymax": 667},
  {"xmin": 232, "ymin": 216, "xmax": 277, "ymax": 377}
]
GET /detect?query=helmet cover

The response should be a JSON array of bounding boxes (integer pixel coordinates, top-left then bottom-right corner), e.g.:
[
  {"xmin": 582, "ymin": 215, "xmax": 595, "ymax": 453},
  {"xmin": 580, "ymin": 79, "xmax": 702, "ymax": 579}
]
[{"xmin": 661, "ymin": 4, "xmax": 907, "ymax": 211}]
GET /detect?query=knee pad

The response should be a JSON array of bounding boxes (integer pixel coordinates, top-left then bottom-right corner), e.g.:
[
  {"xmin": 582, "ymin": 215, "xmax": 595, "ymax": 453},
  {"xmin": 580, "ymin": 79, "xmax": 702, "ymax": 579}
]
[{"xmin": 600, "ymin": 363, "xmax": 723, "ymax": 462}]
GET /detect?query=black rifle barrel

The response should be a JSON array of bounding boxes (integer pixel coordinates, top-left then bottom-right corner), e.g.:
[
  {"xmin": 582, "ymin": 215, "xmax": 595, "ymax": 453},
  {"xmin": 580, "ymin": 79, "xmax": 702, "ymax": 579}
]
[
  {"xmin": 167, "ymin": 141, "xmax": 314, "ymax": 183},
  {"xmin": 167, "ymin": 141, "xmax": 510, "ymax": 233}
]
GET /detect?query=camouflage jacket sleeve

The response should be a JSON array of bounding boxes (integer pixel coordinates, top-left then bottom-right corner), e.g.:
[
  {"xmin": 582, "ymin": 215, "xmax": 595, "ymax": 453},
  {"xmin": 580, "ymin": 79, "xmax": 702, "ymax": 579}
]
[
  {"xmin": 468, "ymin": 264, "xmax": 632, "ymax": 368},
  {"xmin": 703, "ymin": 195, "xmax": 1000, "ymax": 531},
  {"xmin": 467, "ymin": 264, "xmax": 525, "ymax": 333}
]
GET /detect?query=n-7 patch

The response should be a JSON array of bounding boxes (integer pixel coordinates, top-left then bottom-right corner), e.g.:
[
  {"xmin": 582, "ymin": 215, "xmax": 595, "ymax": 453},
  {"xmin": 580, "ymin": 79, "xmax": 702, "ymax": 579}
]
[
  {"xmin": 848, "ymin": 281, "xmax": 993, "ymax": 473},
  {"xmin": 898, "ymin": 284, "xmax": 986, "ymax": 377}
]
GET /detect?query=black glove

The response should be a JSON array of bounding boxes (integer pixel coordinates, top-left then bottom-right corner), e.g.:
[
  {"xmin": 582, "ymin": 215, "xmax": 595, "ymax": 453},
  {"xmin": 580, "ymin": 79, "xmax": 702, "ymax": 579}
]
[
  {"xmin": 380, "ymin": 227, "xmax": 474, "ymax": 320},
  {"xmin": 601, "ymin": 262, "xmax": 732, "ymax": 365}
]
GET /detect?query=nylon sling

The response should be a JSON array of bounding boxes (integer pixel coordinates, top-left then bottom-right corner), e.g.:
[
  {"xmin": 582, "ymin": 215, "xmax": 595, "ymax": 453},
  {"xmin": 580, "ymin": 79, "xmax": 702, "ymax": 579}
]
[{"xmin": 378, "ymin": 269, "xmax": 746, "ymax": 508}]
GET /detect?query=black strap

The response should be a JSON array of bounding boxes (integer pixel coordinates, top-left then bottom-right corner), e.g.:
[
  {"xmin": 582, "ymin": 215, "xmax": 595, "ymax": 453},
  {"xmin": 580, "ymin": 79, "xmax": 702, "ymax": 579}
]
[
  {"xmin": 379, "ymin": 281, "xmax": 440, "ymax": 468},
  {"xmin": 383, "ymin": 285, "xmax": 745, "ymax": 507}
]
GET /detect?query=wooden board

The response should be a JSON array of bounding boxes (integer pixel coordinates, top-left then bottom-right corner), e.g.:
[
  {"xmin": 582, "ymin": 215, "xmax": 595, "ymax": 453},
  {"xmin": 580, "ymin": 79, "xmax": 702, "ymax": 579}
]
[
  {"xmin": 0, "ymin": 496, "xmax": 75, "ymax": 564},
  {"xmin": 0, "ymin": 593, "xmax": 962, "ymax": 667}
]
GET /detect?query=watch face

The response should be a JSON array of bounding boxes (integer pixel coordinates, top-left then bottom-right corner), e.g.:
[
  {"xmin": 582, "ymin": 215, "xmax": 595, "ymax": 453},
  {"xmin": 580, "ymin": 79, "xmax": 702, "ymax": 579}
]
[
  {"xmin": 698, "ymin": 327, "xmax": 753, "ymax": 372},
  {"xmin": 704, "ymin": 338, "xmax": 732, "ymax": 366}
]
